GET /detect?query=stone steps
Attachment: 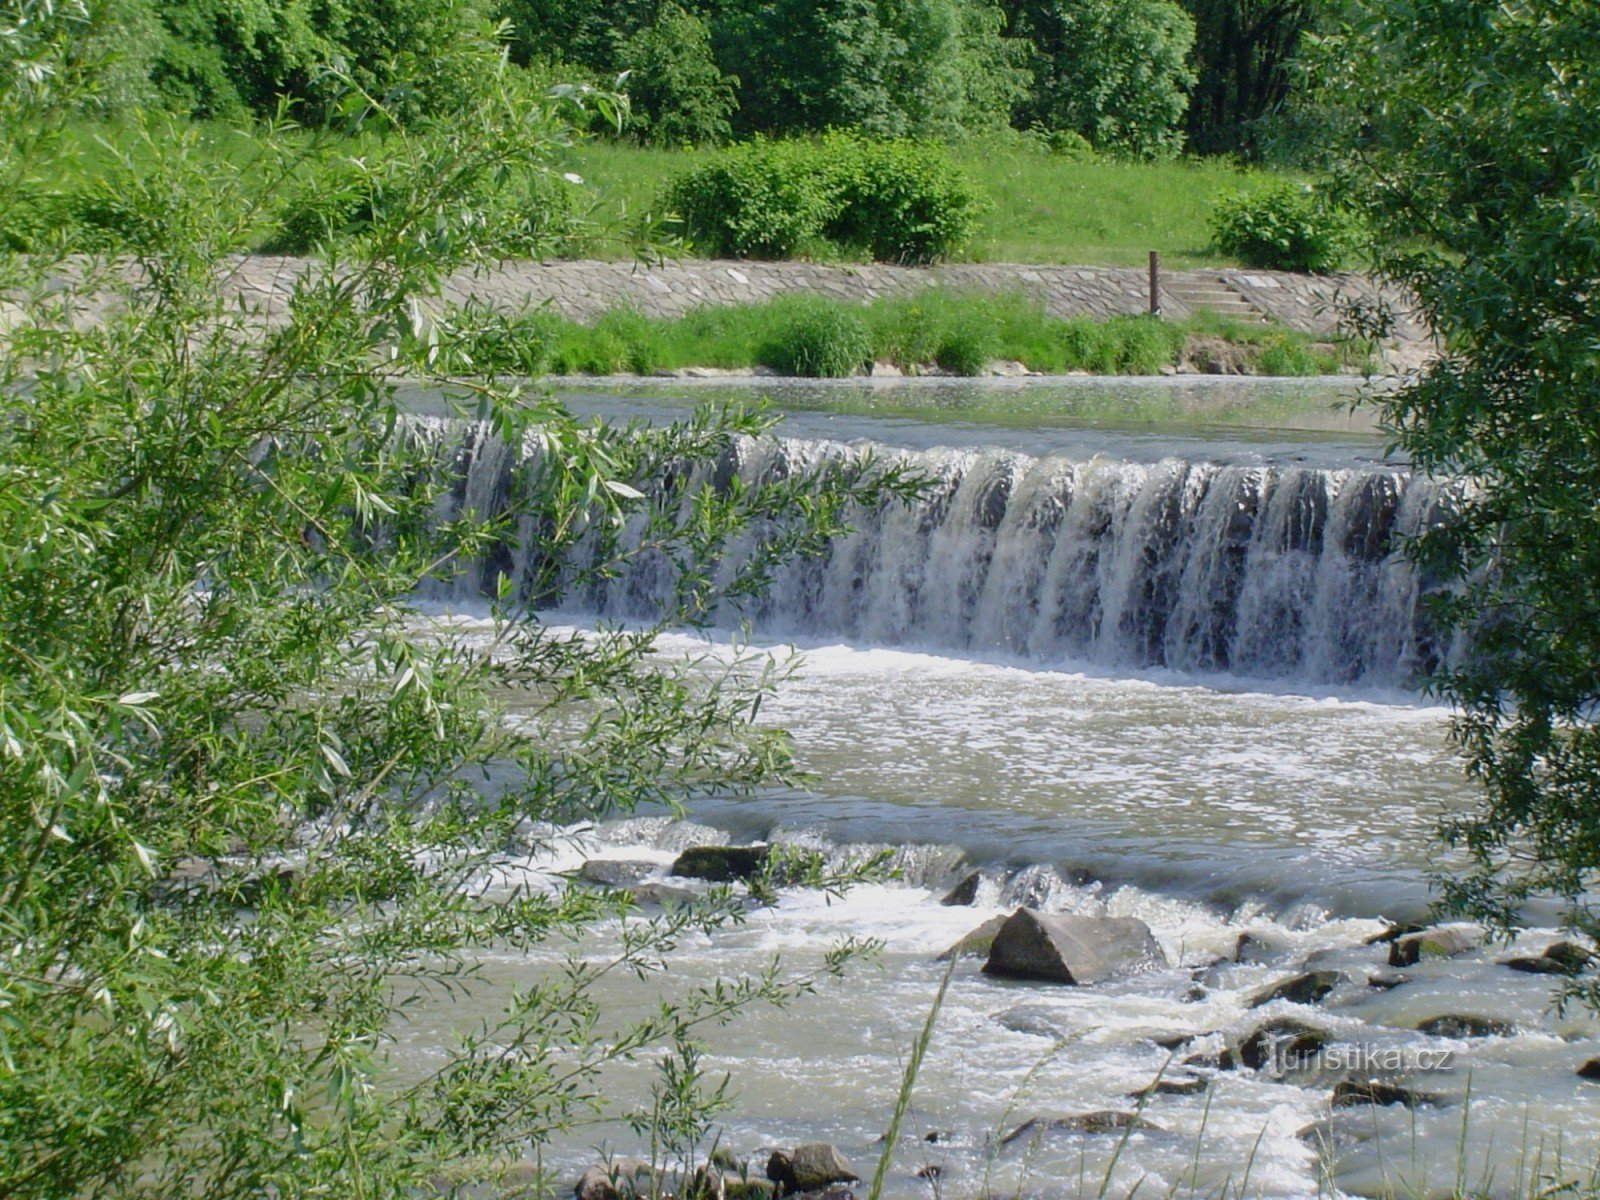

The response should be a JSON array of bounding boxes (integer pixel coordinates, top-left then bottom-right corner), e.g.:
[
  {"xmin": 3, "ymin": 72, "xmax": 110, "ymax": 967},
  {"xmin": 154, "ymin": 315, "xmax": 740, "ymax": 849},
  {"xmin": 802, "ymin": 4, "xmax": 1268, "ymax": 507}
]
[{"xmin": 1163, "ymin": 275, "xmax": 1265, "ymax": 322}]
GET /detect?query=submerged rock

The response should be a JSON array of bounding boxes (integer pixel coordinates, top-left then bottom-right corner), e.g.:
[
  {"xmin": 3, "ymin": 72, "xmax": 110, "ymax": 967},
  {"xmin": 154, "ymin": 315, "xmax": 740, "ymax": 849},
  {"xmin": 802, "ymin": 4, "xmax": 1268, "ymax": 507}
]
[
  {"xmin": 1576, "ymin": 1058, "xmax": 1600, "ymax": 1081},
  {"xmin": 1415, "ymin": 1014, "xmax": 1515, "ymax": 1039},
  {"xmin": 1331, "ymin": 1080, "xmax": 1440, "ymax": 1109},
  {"xmin": 1129, "ymin": 1074, "xmax": 1208, "ymax": 1099},
  {"xmin": 1388, "ymin": 925, "xmax": 1481, "ymax": 967},
  {"xmin": 1233, "ymin": 931, "xmax": 1284, "ymax": 964},
  {"xmin": 578, "ymin": 859, "xmax": 657, "ymax": 887},
  {"xmin": 981, "ymin": 909, "xmax": 1167, "ymax": 985},
  {"xmin": 939, "ymin": 871, "xmax": 982, "ymax": 906},
  {"xmin": 1248, "ymin": 970, "xmax": 1341, "ymax": 1008},
  {"xmin": 671, "ymin": 844, "xmax": 770, "ymax": 882},
  {"xmin": 1000, "ymin": 1112, "xmax": 1164, "ymax": 1145},
  {"xmin": 1504, "ymin": 941, "xmax": 1592, "ymax": 975},
  {"xmin": 992, "ymin": 1003, "xmax": 1070, "ymax": 1039},
  {"xmin": 766, "ymin": 1144, "xmax": 857, "ymax": 1195}
]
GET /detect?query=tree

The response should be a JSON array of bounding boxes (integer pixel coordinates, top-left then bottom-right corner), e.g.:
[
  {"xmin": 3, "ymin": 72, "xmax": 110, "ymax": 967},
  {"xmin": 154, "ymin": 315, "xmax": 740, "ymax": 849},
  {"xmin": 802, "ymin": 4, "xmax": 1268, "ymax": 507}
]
[
  {"xmin": 1003, "ymin": 0, "xmax": 1197, "ymax": 158},
  {"xmin": 617, "ymin": 4, "xmax": 739, "ymax": 146},
  {"xmin": 0, "ymin": 5, "xmax": 916, "ymax": 1193},
  {"xmin": 1311, "ymin": 0, "xmax": 1600, "ymax": 1002},
  {"xmin": 1178, "ymin": 0, "xmax": 1321, "ymax": 156}
]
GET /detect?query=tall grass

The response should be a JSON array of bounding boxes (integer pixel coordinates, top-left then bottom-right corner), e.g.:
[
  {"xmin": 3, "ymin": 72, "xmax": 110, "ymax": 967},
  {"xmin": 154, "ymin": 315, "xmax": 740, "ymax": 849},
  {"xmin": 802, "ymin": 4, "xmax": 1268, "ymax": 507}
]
[{"xmin": 436, "ymin": 290, "xmax": 1361, "ymax": 379}]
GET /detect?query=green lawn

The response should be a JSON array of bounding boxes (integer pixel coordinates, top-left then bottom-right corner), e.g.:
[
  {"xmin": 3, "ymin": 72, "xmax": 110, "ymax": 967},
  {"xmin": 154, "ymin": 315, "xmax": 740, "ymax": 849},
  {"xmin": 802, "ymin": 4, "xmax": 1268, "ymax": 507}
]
[{"xmin": 561, "ymin": 139, "xmax": 1291, "ymax": 268}]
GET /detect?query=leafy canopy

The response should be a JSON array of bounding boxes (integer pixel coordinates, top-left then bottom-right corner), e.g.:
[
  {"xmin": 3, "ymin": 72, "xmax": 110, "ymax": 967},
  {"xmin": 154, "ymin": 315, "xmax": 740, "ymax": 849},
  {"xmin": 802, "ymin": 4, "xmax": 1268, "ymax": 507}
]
[{"xmin": 1313, "ymin": 0, "xmax": 1600, "ymax": 997}]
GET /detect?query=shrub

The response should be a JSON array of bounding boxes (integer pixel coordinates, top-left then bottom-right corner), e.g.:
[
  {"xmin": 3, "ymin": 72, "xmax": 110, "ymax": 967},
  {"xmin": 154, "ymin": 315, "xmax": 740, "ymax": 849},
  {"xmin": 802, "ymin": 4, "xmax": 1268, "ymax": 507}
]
[
  {"xmin": 664, "ymin": 135, "xmax": 978, "ymax": 263},
  {"xmin": 663, "ymin": 139, "xmax": 838, "ymax": 258},
  {"xmin": 758, "ymin": 297, "xmax": 875, "ymax": 377},
  {"xmin": 934, "ymin": 316, "xmax": 998, "ymax": 375},
  {"xmin": 1209, "ymin": 182, "xmax": 1359, "ymax": 273},
  {"xmin": 821, "ymin": 134, "xmax": 981, "ymax": 265},
  {"xmin": 618, "ymin": 5, "xmax": 739, "ymax": 147}
]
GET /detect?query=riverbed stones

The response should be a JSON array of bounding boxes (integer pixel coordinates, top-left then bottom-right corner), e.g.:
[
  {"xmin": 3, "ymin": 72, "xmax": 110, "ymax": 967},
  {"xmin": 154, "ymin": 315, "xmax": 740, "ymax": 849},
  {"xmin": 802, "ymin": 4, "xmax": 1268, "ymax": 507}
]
[
  {"xmin": 1248, "ymin": 970, "xmax": 1342, "ymax": 1008},
  {"xmin": 935, "ymin": 915, "xmax": 1008, "ymax": 962},
  {"xmin": 981, "ymin": 909, "xmax": 1167, "ymax": 985},
  {"xmin": 939, "ymin": 871, "xmax": 982, "ymax": 906},
  {"xmin": 1387, "ymin": 925, "xmax": 1482, "ymax": 967},
  {"xmin": 992, "ymin": 1003, "xmax": 1070, "ymax": 1039},
  {"xmin": 1129, "ymin": 1074, "xmax": 1208, "ymax": 1099},
  {"xmin": 766, "ymin": 1144, "xmax": 858, "ymax": 1195},
  {"xmin": 671, "ymin": 844, "xmax": 770, "ymax": 882}
]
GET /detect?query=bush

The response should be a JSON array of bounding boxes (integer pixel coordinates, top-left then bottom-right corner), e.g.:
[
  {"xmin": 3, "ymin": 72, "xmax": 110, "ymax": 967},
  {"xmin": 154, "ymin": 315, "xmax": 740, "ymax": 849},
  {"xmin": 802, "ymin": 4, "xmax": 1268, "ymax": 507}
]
[
  {"xmin": 821, "ymin": 134, "xmax": 981, "ymax": 264},
  {"xmin": 1209, "ymin": 182, "xmax": 1359, "ymax": 273},
  {"xmin": 618, "ymin": 5, "xmax": 739, "ymax": 147},
  {"xmin": 758, "ymin": 296, "xmax": 875, "ymax": 377},
  {"xmin": 664, "ymin": 135, "xmax": 978, "ymax": 263},
  {"xmin": 663, "ymin": 139, "xmax": 838, "ymax": 258}
]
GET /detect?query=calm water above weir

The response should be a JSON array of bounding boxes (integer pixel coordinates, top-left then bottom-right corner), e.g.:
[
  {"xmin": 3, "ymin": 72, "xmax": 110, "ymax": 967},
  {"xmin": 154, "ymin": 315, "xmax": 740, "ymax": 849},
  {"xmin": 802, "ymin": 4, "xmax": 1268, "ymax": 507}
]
[{"xmin": 403, "ymin": 378, "xmax": 1600, "ymax": 1199}]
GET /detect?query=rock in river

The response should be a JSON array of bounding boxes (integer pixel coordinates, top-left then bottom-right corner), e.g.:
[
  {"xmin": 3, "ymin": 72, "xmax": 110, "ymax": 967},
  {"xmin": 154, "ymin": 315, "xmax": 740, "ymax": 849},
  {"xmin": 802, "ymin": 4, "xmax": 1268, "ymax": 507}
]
[
  {"xmin": 1387, "ymin": 925, "xmax": 1481, "ymax": 967},
  {"xmin": 766, "ymin": 1144, "xmax": 858, "ymax": 1195},
  {"xmin": 981, "ymin": 909, "xmax": 1167, "ymax": 985},
  {"xmin": 1248, "ymin": 970, "xmax": 1341, "ymax": 1009},
  {"xmin": 671, "ymin": 845, "xmax": 770, "ymax": 883}
]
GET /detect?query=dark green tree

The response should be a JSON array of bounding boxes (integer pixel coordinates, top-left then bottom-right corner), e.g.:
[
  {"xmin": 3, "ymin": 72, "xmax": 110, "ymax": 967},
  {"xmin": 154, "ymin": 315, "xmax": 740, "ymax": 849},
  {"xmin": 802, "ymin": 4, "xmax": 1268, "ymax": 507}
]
[
  {"xmin": 617, "ymin": 4, "xmax": 739, "ymax": 145},
  {"xmin": 1003, "ymin": 0, "xmax": 1196, "ymax": 158},
  {"xmin": 1312, "ymin": 0, "xmax": 1600, "ymax": 998},
  {"xmin": 1178, "ymin": 0, "xmax": 1320, "ymax": 156}
]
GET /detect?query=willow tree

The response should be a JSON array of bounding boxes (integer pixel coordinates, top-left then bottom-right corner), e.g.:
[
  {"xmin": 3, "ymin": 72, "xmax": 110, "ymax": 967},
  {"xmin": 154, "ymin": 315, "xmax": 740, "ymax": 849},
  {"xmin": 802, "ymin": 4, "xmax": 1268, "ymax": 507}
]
[
  {"xmin": 1312, "ymin": 0, "xmax": 1600, "ymax": 998},
  {"xmin": 0, "ymin": 4, "xmax": 914, "ymax": 1194}
]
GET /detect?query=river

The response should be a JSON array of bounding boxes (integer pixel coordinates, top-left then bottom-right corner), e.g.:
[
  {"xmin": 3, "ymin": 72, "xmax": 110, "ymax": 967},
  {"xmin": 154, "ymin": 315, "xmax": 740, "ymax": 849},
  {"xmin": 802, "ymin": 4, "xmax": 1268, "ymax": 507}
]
[{"xmin": 401, "ymin": 377, "xmax": 1600, "ymax": 1200}]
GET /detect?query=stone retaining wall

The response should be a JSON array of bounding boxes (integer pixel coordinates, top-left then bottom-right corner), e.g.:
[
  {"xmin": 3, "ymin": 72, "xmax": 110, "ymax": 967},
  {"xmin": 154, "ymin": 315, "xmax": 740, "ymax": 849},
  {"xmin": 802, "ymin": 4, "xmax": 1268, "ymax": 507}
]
[{"xmin": 219, "ymin": 256, "xmax": 1429, "ymax": 342}]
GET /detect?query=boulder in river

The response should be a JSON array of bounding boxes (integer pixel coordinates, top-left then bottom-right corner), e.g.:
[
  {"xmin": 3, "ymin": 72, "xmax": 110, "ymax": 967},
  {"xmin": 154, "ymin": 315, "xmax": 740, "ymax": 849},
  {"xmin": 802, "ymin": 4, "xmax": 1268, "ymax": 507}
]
[
  {"xmin": 1129, "ymin": 1074, "xmax": 1208, "ymax": 1099},
  {"xmin": 935, "ymin": 915, "xmax": 1008, "ymax": 962},
  {"xmin": 992, "ymin": 1003, "xmax": 1070, "ymax": 1039},
  {"xmin": 939, "ymin": 871, "xmax": 982, "ymax": 906},
  {"xmin": 766, "ymin": 1144, "xmax": 857, "ymax": 1195},
  {"xmin": 1248, "ymin": 970, "xmax": 1341, "ymax": 1008},
  {"xmin": 574, "ymin": 1159, "xmax": 652, "ymax": 1200},
  {"xmin": 981, "ymin": 909, "xmax": 1167, "ymax": 985},
  {"xmin": 1232, "ymin": 1018, "xmax": 1328, "ymax": 1072},
  {"xmin": 1233, "ymin": 931, "xmax": 1285, "ymax": 964},
  {"xmin": 1576, "ymin": 1057, "xmax": 1600, "ymax": 1081},
  {"xmin": 671, "ymin": 845, "xmax": 771, "ymax": 883},
  {"xmin": 1388, "ymin": 925, "xmax": 1481, "ymax": 967}
]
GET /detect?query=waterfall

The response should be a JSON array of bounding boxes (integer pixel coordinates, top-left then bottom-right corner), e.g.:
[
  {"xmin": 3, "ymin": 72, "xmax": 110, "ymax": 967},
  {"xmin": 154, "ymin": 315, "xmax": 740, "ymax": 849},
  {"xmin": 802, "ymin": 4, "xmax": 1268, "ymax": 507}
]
[{"xmin": 417, "ymin": 420, "xmax": 1460, "ymax": 688}]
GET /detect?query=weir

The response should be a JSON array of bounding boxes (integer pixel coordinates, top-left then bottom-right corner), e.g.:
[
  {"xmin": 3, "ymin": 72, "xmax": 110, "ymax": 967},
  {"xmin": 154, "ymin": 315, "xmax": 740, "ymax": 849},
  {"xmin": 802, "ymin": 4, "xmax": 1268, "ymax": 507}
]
[{"xmin": 423, "ymin": 420, "xmax": 1461, "ymax": 688}]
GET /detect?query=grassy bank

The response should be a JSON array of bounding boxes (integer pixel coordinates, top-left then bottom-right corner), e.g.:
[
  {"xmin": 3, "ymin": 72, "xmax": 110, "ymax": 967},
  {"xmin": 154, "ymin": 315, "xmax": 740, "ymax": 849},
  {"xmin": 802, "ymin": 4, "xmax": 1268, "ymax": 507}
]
[
  {"xmin": 561, "ymin": 140, "xmax": 1291, "ymax": 268},
  {"xmin": 12, "ymin": 121, "xmax": 1294, "ymax": 270},
  {"xmin": 442, "ymin": 290, "xmax": 1368, "ymax": 379}
]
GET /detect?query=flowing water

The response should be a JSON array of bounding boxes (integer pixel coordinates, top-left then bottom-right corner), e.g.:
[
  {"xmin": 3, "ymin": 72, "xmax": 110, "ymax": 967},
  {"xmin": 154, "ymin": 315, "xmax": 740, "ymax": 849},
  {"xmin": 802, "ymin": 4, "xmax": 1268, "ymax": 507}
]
[{"xmin": 401, "ymin": 379, "xmax": 1600, "ymax": 1199}]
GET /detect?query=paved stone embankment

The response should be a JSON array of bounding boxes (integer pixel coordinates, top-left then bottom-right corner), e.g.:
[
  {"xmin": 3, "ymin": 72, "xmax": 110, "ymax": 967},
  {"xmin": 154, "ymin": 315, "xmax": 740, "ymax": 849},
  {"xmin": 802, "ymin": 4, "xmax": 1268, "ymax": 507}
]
[{"xmin": 218, "ymin": 256, "xmax": 1430, "ymax": 342}]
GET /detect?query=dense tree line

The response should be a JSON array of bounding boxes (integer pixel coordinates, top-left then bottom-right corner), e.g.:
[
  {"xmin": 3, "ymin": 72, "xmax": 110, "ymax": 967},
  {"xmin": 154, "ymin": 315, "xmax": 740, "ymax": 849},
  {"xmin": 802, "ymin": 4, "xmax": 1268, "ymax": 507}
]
[{"xmin": 59, "ymin": 0, "xmax": 1334, "ymax": 160}]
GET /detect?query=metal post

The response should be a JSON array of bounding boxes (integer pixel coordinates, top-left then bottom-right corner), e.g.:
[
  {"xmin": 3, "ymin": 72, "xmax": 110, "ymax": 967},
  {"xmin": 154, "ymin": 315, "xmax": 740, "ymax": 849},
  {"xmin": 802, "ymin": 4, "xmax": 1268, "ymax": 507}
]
[{"xmin": 1149, "ymin": 250, "xmax": 1162, "ymax": 317}]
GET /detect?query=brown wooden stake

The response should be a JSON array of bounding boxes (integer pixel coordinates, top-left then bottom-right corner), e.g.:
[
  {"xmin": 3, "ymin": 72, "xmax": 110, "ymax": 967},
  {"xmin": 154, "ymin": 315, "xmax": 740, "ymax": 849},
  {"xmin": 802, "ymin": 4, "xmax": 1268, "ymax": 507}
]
[{"xmin": 1149, "ymin": 250, "xmax": 1162, "ymax": 317}]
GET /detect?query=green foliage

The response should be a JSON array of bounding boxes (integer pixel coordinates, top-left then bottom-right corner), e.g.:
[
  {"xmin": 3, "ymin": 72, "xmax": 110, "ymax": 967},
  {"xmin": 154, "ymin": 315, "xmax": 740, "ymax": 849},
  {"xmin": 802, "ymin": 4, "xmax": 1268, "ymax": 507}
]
[
  {"xmin": 663, "ymin": 135, "xmax": 979, "ymax": 263},
  {"xmin": 1209, "ymin": 181, "xmax": 1357, "ymax": 272},
  {"xmin": 1312, "ymin": 0, "xmax": 1600, "ymax": 991},
  {"xmin": 1004, "ymin": 0, "xmax": 1197, "ymax": 158},
  {"xmin": 1, "ymin": 35, "xmax": 920, "ymax": 1198},
  {"xmin": 1179, "ymin": 0, "xmax": 1320, "ymax": 156},
  {"xmin": 821, "ymin": 133, "xmax": 982, "ymax": 264},
  {"xmin": 662, "ymin": 139, "xmax": 837, "ymax": 258},
  {"xmin": 757, "ymin": 296, "xmax": 876, "ymax": 377},
  {"xmin": 617, "ymin": 5, "xmax": 739, "ymax": 147}
]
